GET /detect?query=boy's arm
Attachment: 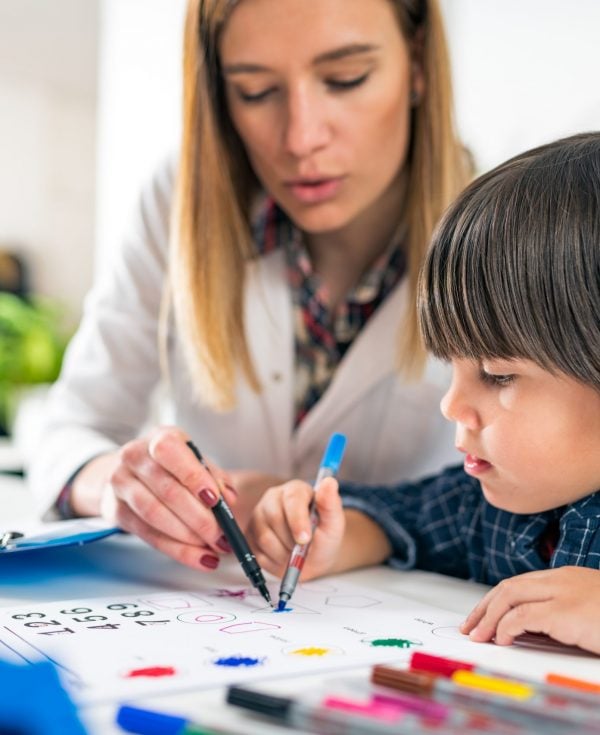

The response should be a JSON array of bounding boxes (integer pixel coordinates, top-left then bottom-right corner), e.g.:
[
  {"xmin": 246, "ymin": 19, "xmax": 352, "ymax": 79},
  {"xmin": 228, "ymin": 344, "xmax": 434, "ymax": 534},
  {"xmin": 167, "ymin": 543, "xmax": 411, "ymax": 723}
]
[{"xmin": 340, "ymin": 465, "xmax": 480, "ymax": 577}]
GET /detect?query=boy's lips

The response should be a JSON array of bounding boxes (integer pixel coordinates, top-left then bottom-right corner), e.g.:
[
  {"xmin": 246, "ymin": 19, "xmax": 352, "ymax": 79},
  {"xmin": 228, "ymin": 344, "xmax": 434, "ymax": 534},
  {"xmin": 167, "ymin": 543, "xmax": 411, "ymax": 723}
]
[{"xmin": 463, "ymin": 453, "xmax": 493, "ymax": 476}]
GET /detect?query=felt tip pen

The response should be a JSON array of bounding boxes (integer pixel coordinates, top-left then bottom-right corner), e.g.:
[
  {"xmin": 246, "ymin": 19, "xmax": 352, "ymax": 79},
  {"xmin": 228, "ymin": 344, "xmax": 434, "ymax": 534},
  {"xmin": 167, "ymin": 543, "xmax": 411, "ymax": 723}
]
[
  {"xmin": 116, "ymin": 704, "xmax": 230, "ymax": 735},
  {"xmin": 410, "ymin": 651, "xmax": 600, "ymax": 710},
  {"xmin": 371, "ymin": 666, "xmax": 600, "ymax": 733},
  {"xmin": 277, "ymin": 433, "xmax": 346, "ymax": 610},
  {"xmin": 187, "ymin": 441, "xmax": 272, "ymax": 607},
  {"xmin": 227, "ymin": 685, "xmax": 431, "ymax": 735}
]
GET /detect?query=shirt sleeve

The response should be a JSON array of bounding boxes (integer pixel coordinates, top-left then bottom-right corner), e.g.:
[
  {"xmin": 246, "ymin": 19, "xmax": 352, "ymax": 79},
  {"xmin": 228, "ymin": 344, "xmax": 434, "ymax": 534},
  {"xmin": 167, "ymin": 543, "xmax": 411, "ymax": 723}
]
[{"xmin": 340, "ymin": 465, "xmax": 483, "ymax": 578}]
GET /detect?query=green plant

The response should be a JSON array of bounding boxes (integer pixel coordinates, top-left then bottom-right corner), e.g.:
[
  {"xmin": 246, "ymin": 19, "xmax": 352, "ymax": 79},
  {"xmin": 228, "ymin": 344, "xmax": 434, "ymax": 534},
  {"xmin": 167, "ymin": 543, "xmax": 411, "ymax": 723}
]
[{"xmin": 0, "ymin": 293, "xmax": 70, "ymax": 434}]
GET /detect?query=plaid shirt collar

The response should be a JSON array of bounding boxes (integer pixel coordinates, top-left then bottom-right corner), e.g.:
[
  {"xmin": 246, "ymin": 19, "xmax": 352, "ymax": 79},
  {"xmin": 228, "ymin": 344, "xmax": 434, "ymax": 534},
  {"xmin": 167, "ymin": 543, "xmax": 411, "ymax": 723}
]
[
  {"xmin": 251, "ymin": 195, "xmax": 406, "ymax": 426},
  {"xmin": 252, "ymin": 196, "xmax": 405, "ymax": 427}
]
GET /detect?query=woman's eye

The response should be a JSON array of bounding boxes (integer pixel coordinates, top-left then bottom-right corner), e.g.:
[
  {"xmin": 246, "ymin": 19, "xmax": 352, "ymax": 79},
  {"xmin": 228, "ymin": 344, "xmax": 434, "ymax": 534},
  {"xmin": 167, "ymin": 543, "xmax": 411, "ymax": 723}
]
[
  {"xmin": 480, "ymin": 370, "xmax": 515, "ymax": 387},
  {"xmin": 327, "ymin": 72, "xmax": 370, "ymax": 91},
  {"xmin": 237, "ymin": 87, "xmax": 275, "ymax": 103}
]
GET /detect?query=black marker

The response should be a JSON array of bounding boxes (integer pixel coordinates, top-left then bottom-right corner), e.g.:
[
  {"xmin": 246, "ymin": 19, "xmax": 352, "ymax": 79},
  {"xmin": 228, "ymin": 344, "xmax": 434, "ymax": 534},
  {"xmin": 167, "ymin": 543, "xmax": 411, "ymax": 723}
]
[{"xmin": 186, "ymin": 441, "xmax": 273, "ymax": 607}]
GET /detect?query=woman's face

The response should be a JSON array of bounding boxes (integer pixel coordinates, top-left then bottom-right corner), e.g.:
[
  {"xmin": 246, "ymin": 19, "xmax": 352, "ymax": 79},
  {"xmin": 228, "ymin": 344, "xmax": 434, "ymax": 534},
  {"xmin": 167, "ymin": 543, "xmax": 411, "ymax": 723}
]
[{"xmin": 219, "ymin": 0, "xmax": 421, "ymax": 235}]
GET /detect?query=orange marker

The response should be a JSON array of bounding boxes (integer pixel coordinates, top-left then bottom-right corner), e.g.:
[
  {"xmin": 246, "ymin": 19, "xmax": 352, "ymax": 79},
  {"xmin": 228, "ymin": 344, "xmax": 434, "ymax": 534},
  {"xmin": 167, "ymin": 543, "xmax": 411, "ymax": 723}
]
[{"xmin": 546, "ymin": 673, "xmax": 600, "ymax": 695}]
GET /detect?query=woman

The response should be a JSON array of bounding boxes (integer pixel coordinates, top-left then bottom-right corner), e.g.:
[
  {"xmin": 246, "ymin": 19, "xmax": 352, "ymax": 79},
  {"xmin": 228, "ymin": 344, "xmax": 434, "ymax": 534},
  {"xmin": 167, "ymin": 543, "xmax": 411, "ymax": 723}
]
[{"xmin": 29, "ymin": 0, "xmax": 470, "ymax": 570}]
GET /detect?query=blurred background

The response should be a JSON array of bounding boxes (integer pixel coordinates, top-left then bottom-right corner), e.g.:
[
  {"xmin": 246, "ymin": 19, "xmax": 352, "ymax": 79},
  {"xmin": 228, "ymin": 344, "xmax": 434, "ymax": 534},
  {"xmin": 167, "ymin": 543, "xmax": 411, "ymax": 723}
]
[{"xmin": 0, "ymin": 0, "xmax": 598, "ymax": 441}]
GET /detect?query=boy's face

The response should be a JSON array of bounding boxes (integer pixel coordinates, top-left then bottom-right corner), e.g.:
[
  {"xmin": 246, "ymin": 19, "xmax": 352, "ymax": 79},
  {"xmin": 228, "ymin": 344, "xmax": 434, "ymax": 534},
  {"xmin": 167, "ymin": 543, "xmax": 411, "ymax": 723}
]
[{"xmin": 441, "ymin": 358, "xmax": 600, "ymax": 513}]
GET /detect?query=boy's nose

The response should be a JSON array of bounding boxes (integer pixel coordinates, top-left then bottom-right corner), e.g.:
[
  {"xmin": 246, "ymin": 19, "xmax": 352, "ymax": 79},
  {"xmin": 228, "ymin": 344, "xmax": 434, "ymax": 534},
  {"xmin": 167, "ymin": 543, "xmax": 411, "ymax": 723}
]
[{"xmin": 440, "ymin": 385, "xmax": 480, "ymax": 431}]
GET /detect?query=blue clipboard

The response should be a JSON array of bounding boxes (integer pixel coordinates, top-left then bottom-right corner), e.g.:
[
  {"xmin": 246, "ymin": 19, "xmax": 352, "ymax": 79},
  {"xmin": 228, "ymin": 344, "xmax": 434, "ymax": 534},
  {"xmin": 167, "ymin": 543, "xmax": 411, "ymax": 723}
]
[{"xmin": 0, "ymin": 519, "xmax": 121, "ymax": 554}]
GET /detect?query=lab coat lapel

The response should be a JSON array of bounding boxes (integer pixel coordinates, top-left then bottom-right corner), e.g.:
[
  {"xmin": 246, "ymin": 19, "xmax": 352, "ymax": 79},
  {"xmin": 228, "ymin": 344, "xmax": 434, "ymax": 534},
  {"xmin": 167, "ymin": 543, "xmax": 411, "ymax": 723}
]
[
  {"xmin": 244, "ymin": 250, "xmax": 294, "ymax": 471},
  {"xmin": 294, "ymin": 280, "xmax": 408, "ymax": 455}
]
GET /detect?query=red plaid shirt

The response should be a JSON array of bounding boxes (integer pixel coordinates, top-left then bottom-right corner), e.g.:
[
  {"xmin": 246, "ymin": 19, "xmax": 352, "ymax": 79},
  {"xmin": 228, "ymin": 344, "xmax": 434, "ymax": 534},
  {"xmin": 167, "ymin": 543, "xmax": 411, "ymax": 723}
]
[{"xmin": 252, "ymin": 197, "xmax": 406, "ymax": 427}]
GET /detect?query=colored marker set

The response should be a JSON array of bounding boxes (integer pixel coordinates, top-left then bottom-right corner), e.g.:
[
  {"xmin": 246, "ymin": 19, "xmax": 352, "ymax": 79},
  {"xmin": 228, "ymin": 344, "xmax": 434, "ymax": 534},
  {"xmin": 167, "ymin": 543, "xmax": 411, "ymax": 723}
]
[
  {"xmin": 116, "ymin": 651, "xmax": 600, "ymax": 735},
  {"xmin": 370, "ymin": 652, "xmax": 600, "ymax": 734}
]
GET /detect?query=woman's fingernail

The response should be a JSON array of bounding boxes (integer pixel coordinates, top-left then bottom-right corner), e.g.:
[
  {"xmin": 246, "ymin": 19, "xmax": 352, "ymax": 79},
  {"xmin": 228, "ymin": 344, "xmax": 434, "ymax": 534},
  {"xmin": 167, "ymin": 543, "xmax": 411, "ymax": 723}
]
[
  {"xmin": 216, "ymin": 535, "xmax": 232, "ymax": 553},
  {"xmin": 297, "ymin": 531, "xmax": 310, "ymax": 544},
  {"xmin": 198, "ymin": 487, "xmax": 218, "ymax": 508},
  {"xmin": 200, "ymin": 554, "xmax": 219, "ymax": 570}
]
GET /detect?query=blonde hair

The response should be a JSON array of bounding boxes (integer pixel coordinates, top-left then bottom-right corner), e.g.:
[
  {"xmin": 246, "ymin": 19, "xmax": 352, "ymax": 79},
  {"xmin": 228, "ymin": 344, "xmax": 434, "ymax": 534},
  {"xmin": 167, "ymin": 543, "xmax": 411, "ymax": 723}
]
[{"xmin": 172, "ymin": 0, "xmax": 470, "ymax": 411}]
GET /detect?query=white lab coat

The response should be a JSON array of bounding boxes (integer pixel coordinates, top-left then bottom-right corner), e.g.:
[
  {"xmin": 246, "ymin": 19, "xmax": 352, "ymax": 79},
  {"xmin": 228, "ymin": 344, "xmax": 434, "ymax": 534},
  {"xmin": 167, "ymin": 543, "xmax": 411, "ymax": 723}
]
[{"xmin": 29, "ymin": 159, "xmax": 460, "ymax": 518}]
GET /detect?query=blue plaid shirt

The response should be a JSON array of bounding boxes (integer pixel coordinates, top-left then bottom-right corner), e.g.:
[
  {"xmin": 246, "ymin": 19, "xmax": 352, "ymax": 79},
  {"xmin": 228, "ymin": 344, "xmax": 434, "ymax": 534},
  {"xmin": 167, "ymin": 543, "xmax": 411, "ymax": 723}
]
[{"xmin": 341, "ymin": 465, "xmax": 600, "ymax": 585}]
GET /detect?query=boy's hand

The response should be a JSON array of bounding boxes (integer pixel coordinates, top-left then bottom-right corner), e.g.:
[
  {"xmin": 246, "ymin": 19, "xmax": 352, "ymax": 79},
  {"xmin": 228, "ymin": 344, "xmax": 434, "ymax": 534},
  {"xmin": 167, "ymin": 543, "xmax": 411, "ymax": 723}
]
[
  {"xmin": 461, "ymin": 566, "xmax": 600, "ymax": 655},
  {"xmin": 246, "ymin": 477, "xmax": 346, "ymax": 580}
]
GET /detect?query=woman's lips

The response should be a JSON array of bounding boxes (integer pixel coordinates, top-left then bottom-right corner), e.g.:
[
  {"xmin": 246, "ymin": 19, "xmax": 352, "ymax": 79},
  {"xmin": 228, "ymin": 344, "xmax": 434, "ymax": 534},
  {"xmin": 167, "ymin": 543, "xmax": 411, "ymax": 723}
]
[
  {"xmin": 464, "ymin": 453, "xmax": 493, "ymax": 476},
  {"xmin": 285, "ymin": 176, "xmax": 344, "ymax": 204}
]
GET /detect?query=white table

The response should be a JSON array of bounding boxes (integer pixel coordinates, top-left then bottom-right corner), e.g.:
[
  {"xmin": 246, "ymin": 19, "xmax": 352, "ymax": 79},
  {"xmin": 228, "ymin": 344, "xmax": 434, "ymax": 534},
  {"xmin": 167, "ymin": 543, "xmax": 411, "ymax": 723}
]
[{"xmin": 1, "ymin": 474, "xmax": 598, "ymax": 735}]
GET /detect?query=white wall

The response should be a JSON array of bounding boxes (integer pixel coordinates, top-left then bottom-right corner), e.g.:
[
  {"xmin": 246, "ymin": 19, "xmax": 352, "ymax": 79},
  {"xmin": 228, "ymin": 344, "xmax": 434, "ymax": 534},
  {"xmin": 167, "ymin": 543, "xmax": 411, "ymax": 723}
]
[
  {"xmin": 442, "ymin": 0, "xmax": 600, "ymax": 173},
  {"xmin": 95, "ymin": 0, "xmax": 186, "ymax": 275},
  {"xmin": 0, "ymin": 0, "xmax": 99, "ymax": 321}
]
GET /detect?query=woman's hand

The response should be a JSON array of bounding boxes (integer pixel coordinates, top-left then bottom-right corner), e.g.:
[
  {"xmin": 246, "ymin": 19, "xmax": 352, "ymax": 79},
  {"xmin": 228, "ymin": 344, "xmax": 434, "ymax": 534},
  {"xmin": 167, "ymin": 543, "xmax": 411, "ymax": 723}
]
[
  {"xmin": 461, "ymin": 566, "xmax": 600, "ymax": 655},
  {"xmin": 70, "ymin": 426, "xmax": 237, "ymax": 571},
  {"xmin": 246, "ymin": 477, "xmax": 346, "ymax": 580}
]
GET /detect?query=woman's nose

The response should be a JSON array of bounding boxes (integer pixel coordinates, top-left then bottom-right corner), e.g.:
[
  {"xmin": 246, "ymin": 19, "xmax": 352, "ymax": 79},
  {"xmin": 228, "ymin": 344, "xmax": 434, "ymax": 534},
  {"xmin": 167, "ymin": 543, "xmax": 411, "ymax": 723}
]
[{"xmin": 283, "ymin": 89, "xmax": 330, "ymax": 158}]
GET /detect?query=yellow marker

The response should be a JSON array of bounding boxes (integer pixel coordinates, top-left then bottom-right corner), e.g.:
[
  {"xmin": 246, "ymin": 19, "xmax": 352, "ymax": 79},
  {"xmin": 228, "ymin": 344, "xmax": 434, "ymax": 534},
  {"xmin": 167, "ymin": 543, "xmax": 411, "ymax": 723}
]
[{"xmin": 452, "ymin": 670, "xmax": 534, "ymax": 700}]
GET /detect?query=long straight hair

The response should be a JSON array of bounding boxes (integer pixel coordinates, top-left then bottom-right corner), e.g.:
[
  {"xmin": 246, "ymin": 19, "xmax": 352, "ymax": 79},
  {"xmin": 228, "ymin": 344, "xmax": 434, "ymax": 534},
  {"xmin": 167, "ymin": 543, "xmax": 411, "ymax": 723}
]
[
  {"xmin": 419, "ymin": 132, "xmax": 600, "ymax": 390},
  {"xmin": 172, "ymin": 0, "xmax": 469, "ymax": 411}
]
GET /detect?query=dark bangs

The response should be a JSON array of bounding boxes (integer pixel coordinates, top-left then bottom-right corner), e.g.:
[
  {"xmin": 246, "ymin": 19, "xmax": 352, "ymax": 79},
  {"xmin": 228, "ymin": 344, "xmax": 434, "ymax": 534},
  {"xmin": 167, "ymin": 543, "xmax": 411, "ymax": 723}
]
[{"xmin": 418, "ymin": 132, "xmax": 600, "ymax": 389}]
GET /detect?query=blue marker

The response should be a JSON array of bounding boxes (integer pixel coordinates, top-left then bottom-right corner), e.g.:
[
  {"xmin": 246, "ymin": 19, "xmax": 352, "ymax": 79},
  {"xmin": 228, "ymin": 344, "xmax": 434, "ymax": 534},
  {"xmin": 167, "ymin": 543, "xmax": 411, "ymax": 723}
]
[
  {"xmin": 277, "ymin": 433, "xmax": 346, "ymax": 611},
  {"xmin": 117, "ymin": 704, "xmax": 227, "ymax": 734}
]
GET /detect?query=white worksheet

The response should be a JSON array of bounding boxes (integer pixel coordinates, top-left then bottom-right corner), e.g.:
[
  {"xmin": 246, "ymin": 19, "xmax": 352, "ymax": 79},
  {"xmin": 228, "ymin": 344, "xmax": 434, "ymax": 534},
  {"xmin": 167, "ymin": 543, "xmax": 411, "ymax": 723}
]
[{"xmin": 0, "ymin": 577, "xmax": 597, "ymax": 704}]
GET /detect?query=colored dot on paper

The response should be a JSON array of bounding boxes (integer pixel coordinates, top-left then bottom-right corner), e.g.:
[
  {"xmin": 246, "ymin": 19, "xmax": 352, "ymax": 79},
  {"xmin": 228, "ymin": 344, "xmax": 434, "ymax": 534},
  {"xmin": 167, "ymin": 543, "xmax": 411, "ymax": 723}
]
[
  {"xmin": 370, "ymin": 638, "xmax": 413, "ymax": 648},
  {"xmin": 213, "ymin": 656, "xmax": 263, "ymax": 667},
  {"xmin": 125, "ymin": 666, "xmax": 176, "ymax": 678},
  {"xmin": 290, "ymin": 647, "xmax": 330, "ymax": 656}
]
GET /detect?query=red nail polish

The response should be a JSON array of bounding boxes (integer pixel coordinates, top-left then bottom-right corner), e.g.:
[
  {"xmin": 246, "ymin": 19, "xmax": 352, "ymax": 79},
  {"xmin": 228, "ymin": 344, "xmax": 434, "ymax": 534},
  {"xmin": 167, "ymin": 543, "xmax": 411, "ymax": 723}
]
[
  {"xmin": 198, "ymin": 487, "xmax": 218, "ymax": 508},
  {"xmin": 200, "ymin": 554, "xmax": 219, "ymax": 570},
  {"xmin": 216, "ymin": 535, "xmax": 232, "ymax": 553}
]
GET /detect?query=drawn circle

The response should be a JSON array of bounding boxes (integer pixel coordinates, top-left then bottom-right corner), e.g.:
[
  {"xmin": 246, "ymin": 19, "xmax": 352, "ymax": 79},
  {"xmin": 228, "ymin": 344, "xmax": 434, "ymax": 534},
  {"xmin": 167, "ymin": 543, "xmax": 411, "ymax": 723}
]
[
  {"xmin": 177, "ymin": 610, "xmax": 236, "ymax": 624},
  {"xmin": 361, "ymin": 635, "xmax": 423, "ymax": 649},
  {"xmin": 282, "ymin": 644, "xmax": 345, "ymax": 657}
]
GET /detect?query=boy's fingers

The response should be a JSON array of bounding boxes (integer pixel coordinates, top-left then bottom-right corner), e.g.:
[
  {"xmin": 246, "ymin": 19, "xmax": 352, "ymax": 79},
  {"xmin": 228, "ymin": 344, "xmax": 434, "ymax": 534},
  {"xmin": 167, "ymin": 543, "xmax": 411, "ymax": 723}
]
[
  {"xmin": 493, "ymin": 600, "xmax": 556, "ymax": 646},
  {"xmin": 467, "ymin": 575, "xmax": 553, "ymax": 641},
  {"xmin": 281, "ymin": 481, "xmax": 318, "ymax": 544},
  {"xmin": 314, "ymin": 478, "xmax": 343, "ymax": 530}
]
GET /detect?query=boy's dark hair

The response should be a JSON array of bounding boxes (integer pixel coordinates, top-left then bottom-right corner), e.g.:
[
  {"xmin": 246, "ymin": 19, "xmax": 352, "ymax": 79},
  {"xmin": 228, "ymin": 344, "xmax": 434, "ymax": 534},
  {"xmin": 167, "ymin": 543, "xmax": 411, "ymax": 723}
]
[{"xmin": 418, "ymin": 131, "xmax": 600, "ymax": 390}]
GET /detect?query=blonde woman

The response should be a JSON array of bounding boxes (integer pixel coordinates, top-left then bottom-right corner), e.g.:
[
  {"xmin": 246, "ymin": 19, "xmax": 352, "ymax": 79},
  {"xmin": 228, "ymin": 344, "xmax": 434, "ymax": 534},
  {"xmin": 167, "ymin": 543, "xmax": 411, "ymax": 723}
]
[{"xmin": 30, "ymin": 0, "xmax": 470, "ymax": 570}]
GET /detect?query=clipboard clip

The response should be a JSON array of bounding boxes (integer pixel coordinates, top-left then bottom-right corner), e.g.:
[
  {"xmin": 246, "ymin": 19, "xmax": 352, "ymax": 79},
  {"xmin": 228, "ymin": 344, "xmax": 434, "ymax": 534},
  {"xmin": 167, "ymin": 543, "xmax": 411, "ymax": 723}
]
[{"xmin": 0, "ymin": 531, "xmax": 24, "ymax": 549}]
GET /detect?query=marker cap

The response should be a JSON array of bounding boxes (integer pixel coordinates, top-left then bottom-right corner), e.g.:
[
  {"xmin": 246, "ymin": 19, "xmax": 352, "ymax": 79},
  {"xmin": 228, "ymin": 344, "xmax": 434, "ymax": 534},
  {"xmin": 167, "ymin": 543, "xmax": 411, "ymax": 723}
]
[{"xmin": 320, "ymin": 433, "xmax": 347, "ymax": 475}]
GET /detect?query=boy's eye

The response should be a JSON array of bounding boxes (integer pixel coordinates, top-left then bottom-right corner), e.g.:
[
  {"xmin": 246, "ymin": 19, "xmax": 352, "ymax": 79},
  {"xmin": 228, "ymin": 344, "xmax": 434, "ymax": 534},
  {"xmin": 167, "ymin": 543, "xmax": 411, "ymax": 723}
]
[
  {"xmin": 479, "ymin": 369, "xmax": 515, "ymax": 387},
  {"xmin": 326, "ymin": 71, "xmax": 370, "ymax": 91}
]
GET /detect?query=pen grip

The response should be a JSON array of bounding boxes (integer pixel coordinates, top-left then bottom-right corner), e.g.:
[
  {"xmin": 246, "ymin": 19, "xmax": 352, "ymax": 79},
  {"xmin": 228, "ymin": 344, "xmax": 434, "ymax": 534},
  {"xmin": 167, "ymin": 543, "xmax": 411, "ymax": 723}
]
[{"xmin": 211, "ymin": 499, "xmax": 255, "ymax": 565}]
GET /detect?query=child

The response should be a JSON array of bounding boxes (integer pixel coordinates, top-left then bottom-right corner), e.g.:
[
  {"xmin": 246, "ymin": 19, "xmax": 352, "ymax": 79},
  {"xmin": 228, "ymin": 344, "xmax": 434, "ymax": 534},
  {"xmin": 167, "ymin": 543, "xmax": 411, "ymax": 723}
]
[{"xmin": 247, "ymin": 132, "xmax": 600, "ymax": 656}]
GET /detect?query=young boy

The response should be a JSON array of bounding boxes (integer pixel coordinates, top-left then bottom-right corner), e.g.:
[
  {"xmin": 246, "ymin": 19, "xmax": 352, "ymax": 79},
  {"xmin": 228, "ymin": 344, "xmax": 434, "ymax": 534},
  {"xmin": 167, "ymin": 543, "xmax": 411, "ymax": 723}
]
[{"xmin": 247, "ymin": 132, "xmax": 600, "ymax": 656}]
